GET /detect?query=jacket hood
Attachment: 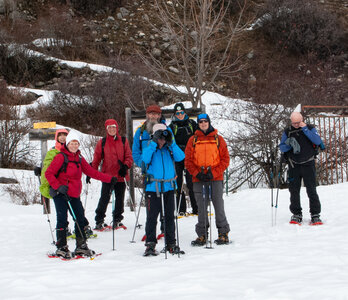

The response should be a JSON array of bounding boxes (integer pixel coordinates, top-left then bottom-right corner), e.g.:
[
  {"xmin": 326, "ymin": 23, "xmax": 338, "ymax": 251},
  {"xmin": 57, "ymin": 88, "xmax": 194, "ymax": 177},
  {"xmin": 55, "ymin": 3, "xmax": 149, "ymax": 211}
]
[
  {"xmin": 54, "ymin": 128, "xmax": 69, "ymax": 151},
  {"xmin": 104, "ymin": 119, "xmax": 119, "ymax": 136}
]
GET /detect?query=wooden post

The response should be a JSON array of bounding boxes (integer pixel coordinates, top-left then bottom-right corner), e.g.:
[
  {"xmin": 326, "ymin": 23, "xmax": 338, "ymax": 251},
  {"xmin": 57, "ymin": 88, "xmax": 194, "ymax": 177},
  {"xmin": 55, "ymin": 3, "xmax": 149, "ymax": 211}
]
[
  {"xmin": 125, "ymin": 108, "xmax": 135, "ymax": 211},
  {"xmin": 29, "ymin": 123, "xmax": 57, "ymax": 214}
]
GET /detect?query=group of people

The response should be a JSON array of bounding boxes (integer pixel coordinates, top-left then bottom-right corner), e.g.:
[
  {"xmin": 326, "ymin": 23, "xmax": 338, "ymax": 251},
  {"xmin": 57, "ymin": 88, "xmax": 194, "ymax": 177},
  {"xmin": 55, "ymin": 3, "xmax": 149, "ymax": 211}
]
[{"xmin": 37, "ymin": 103, "xmax": 324, "ymax": 258}]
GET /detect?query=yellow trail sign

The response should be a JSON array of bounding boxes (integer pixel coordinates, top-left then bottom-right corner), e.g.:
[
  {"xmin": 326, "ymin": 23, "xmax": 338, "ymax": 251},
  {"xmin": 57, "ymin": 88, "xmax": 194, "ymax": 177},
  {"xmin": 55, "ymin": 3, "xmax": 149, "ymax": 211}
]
[{"xmin": 33, "ymin": 122, "xmax": 56, "ymax": 129}]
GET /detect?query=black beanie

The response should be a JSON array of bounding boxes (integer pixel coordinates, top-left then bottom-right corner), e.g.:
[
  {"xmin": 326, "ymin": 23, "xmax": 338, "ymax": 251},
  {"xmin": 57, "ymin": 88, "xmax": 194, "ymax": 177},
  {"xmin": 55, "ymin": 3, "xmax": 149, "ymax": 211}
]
[{"xmin": 173, "ymin": 102, "xmax": 186, "ymax": 112}]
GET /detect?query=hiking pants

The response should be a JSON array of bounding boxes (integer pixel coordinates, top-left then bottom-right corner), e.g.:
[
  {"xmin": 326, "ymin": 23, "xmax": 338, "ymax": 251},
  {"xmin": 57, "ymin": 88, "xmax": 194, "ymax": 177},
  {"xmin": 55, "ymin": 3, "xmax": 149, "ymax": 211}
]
[
  {"xmin": 53, "ymin": 194, "xmax": 87, "ymax": 240},
  {"xmin": 175, "ymin": 160, "xmax": 198, "ymax": 214},
  {"xmin": 288, "ymin": 161, "xmax": 321, "ymax": 216},
  {"xmin": 145, "ymin": 190, "xmax": 175, "ymax": 245},
  {"xmin": 193, "ymin": 180, "xmax": 230, "ymax": 237},
  {"xmin": 95, "ymin": 181, "xmax": 126, "ymax": 224}
]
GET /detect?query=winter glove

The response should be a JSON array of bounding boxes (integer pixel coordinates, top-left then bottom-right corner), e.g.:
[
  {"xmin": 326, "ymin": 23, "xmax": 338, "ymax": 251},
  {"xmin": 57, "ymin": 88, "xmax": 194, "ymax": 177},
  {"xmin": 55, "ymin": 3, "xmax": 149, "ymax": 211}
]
[
  {"xmin": 86, "ymin": 175, "xmax": 91, "ymax": 184},
  {"xmin": 152, "ymin": 130, "xmax": 163, "ymax": 144},
  {"xmin": 196, "ymin": 172, "xmax": 207, "ymax": 182},
  {"xmin": 205, "ymin": 168, "xmax": 213, "ymax": 181},
  {"xmin": 110, "ymin": 177, "xmax": 118, "ymax": 186},
  {"xmin": 57, "ymin": 185, "xmax": 68, "ymax": 195},
  {"xmin": 285, "ymin": 137, "xmax": 301, "ymax": 154},
  {"xmin": 34, "ymin": 166, "xmax": 41, "ymax": 176},
  {"xmin": 164, "ymin": 130, "xmax": 173, "ymax": 146},
  {"xmin": 118, "ymin": 160, "xmax": 129, "ymax": 177}
]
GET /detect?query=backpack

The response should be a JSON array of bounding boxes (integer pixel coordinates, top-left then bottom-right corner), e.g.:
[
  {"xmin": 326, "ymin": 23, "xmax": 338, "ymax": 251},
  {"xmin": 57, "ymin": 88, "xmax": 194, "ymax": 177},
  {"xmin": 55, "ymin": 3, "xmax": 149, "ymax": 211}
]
[
  {"xmin": 39, "ymin": 151, "xmax": 81, "ymax": 199},
  {"xmin": 192, "ymin": 134, "xmax": 220, "ymax": 169}
]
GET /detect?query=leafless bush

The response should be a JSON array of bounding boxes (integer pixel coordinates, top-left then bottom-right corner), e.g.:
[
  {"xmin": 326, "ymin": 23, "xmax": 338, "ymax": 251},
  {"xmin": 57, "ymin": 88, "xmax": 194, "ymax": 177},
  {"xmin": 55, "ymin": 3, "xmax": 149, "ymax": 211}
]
[
  {"xmin": 259, "ymin": 0, "xmax": 347, "ymax": 59},
  {"xmin": 219, "ymin": 100, "xmax": 292, "ymax": 191},
  {"xmin": 26, "ymin": 71, "xmax": 156, "ymax": 136},
  {"xmin": 4, "ymin": 175, "xmax": 41, "ymax": 205}
]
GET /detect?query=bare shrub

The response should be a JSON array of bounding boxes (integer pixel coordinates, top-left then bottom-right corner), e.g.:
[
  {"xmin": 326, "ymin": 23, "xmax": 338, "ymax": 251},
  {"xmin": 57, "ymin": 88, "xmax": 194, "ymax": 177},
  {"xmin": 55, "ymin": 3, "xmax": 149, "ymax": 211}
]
[
  {"xmin": 4, "ymin": 175, "xmax": 41, "ymax": 205},
  {"xmin": 219, "ymin": 100, "xmax": 292, "ymax": 191},
  {"xmin": 26, "ymin": 71, "xmax": 156, "ymax": 136},
  {"xmin": 259, "ymin": 0, "xmax": 347, "ymax": 59}
]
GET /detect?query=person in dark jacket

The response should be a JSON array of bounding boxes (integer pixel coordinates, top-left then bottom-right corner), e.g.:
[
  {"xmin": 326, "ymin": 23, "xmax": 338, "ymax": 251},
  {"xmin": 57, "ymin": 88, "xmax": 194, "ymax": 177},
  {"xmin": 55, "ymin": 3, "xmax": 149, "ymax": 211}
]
[
  {"xmin": 142, "ymin": 123, "xmax": 185, "ymax": 256},
  {"xmin": 279, "ymin": 112, "xmax": 323, "ymax": 225},
  {"xmin": 90, "ymin": 119, "xmax": 133, "ymax": 230},
  {"xmin": 45, "ymin": 130, "xmax": 116, "ymax": 259},
  {"xmin": 169, "ymin": 103, "xmax": 198, "ymax": 215}
]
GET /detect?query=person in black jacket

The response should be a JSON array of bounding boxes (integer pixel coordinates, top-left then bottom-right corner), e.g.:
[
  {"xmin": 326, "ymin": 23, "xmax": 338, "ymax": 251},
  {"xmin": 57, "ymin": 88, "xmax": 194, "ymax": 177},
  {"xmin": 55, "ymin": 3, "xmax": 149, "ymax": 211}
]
[
  {"xmin": 279, "ymin": 112, "xmax": 324, "ymax": 225},
  {"xmin": 169, "ymin": 102, "xmax": 198, "ymax": 215}
]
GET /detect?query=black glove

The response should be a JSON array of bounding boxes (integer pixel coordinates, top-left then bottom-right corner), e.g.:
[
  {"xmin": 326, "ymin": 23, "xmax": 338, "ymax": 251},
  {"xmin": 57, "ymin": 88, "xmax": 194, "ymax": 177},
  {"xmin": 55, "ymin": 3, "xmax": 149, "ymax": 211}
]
[
  {"xmin": 110, "ymin": 177, "xmax": 118, "ymax": 186},
  {"xmin": 34, "ymin": 166, "xmax": 41, "ymax": 176},
  {"xmin": 205, "ymin": 168, "xmax": 213, "ymax": 181},
  {"xmin": 196, "ymin": 172, "xmax": 206, "ymax": 182},
  {"xmin": 152, "ymin": 130, "xmax": 163, "ymax": 144},
  {"xmin": 57, "ymin": 185, "xmax": 68, "ymax": 195},
  {"xmin": 118, "ymin": 160, "xmax": 128, "ymax": 177},
  {"xmin": 86, "ymin": 176, "xmax": 91, "ymax": 184}
]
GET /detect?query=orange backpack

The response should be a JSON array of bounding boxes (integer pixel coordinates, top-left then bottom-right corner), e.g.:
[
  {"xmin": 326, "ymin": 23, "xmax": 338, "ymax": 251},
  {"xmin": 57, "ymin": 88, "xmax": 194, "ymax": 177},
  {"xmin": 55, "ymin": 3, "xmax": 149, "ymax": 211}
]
[{"xmin": 192, "ymin": 134, "xmax": 220, "ymax": 170}]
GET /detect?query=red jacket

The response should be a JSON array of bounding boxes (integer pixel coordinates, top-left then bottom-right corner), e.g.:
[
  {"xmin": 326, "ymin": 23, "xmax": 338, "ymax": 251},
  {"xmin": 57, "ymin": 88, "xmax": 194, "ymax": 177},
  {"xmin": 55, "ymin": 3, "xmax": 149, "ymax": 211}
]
[
  {"xmin": 185, "ymin": 129, "xmax": 230, "ymax": 182},
  {"xmin": 91, "ymin": 120, "xmax": 133, "ymax": 181},
  {"xmin": 45, "ymin": 145, "xmax": 112, "ymax": 198}
]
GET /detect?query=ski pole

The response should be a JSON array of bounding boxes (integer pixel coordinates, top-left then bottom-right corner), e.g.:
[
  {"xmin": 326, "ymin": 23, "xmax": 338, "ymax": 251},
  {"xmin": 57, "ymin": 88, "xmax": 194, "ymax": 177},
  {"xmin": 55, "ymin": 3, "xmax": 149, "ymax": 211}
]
[
  {"xmin": 84, "ymin": 180, "xmax": 89, "ymax": 210},
  {"xmin": 124, "ymin": 178, "xmax": 137, "ymax": 219},
  {"xmin": 176, "ymin": 169, "xmax": 186, "ymax": 216},
  {"xmin": 207, "ymin": 180, "xmax": 213, "ymax": 249},
  {"xmin": 270, "ymin": 170, "xmax": 274, "ymax": 227},
  {"xmin": 160, "ymin": 181, "xmax": 168, "ymax": 260},
  {"xmin": 274, "ymin": 156, "xmax": 285, "ymax": 226},
  {"xmin": 130, "ymin": 187, "xmax": 144, "ymax": 243},
  {"xmin": 36, "ymin": 173, "xmax": 56, "ymax": 245},
  {"xmin": 111, "ymin": 188, "xmax": 116, "ymax": 251},
  {"xmin": 65, "ymin": 195, "xmax": 86, "ymax": 244},
  {"xmin": 173, "ymin": 187, "xmax": 181, "ymax": 258}
]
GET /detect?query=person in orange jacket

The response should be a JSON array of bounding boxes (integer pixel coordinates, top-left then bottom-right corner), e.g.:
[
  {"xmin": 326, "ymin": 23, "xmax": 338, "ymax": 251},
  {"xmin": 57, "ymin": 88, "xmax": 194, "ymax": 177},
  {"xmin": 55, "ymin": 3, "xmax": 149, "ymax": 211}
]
[{"xmin": 185, "ymin": 113, "xmax": 230, "ymax": 246}]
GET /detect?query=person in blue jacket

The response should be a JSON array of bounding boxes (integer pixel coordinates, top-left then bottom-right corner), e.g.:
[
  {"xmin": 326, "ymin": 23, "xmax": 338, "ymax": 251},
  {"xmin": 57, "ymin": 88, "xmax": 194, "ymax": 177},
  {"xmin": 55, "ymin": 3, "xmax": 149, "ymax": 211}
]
[
  {"xmin": 142, "ymin": 123, "xmax": 185, "ymax": 256},
  {"xmin": 279, "ymin": 112, "xmax": 323, "ymax": 225}
]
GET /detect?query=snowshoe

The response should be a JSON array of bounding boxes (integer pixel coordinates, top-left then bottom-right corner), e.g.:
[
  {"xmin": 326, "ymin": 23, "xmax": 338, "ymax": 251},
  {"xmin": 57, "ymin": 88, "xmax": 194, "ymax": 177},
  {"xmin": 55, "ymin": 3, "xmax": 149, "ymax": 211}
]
[
  {"xmin": 191, "ymin": 235, "xmax": 206, "ymax": 247},
  {"xmin": 143, "ymin": 242, "xmax": 159, "ymax": 256},
  {"xmin": 214, "ymin": 233, "xmax": 229, "ymax": 245},
  {"xmin": 310, "ymin": 215, "xmax": 323, "ymax": 226},
  {"xmin": 112, "ymin": 222, "xmax": 127, "ymax": 230},
  {"xmin": 289, "ymin": 214, "xmax": 302, "ymax": 225},
  {"xmin": 55, "ymin": 245, "xmax": 73, "ymax": 259},
  {"xmin": 94, "ymin": 223, "xmax": 112, "ymax": 232},
  {"xmin": 157, "ymin": 232, "xmax": 164, "ymax": 240},
  {"xmin": 75, "ymin": 243, "xmax": 96, "ymax": 257},
  {"xmin": 161, "ymin": 244, "xmax": 185, "ymax": 255}
]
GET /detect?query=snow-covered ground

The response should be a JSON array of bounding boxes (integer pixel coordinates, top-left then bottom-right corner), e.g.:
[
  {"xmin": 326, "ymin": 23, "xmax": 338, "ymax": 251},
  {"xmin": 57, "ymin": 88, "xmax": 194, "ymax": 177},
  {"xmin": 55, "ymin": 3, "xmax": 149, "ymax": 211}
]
[{"xmin": 1, "ymin": 168, "xmax": 348, "ymax": 300}]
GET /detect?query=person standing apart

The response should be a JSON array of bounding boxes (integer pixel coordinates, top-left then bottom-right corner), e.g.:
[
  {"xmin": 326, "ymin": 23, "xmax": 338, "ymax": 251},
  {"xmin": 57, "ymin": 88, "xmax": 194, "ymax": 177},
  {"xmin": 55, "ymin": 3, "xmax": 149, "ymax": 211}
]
[{"xmin": 279, "ymin": 112, "xmax": 323, "ymax": 225}]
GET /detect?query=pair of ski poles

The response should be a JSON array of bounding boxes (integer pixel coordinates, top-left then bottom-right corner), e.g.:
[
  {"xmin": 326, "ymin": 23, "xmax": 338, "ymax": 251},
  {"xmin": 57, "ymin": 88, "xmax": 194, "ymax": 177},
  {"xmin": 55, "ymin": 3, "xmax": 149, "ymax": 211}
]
[
  {"xmin": 201, "ymin": 166, "xmax": 213, "ymax": 249},
  {"xmin": 271, "ymin": 155, "xmax": 285, "ymax": 226}
]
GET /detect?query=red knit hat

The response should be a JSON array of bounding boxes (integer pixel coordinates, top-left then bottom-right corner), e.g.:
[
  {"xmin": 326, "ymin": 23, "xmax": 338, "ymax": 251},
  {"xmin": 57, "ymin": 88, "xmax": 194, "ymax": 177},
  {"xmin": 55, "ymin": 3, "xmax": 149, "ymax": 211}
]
[{"xmin": 146, "ymin": 105, "xmax": 162, "ymax": 114}]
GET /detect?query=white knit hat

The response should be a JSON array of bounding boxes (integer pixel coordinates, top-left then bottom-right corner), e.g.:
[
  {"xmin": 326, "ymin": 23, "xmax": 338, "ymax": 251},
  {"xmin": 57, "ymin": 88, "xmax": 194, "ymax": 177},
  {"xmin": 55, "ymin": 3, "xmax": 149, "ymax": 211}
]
[{"xmin": 65, "ymin": 130, "xmax": 81, "ymax": 145}]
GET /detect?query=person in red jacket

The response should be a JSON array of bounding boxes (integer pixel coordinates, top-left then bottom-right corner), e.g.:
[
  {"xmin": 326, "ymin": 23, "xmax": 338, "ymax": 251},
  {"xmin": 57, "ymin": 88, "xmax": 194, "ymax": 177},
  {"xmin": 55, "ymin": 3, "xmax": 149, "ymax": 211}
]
[
  {"xmin": 45, "ymin": 130, "xmax": 116, "ymax": 259},
  {"xmin": 90, "ymin": 119, "xmax": 133, "ymax": 230},
  {"xmin": 185, "ymin": 113, "xmax": 230, "ymax": 246}
]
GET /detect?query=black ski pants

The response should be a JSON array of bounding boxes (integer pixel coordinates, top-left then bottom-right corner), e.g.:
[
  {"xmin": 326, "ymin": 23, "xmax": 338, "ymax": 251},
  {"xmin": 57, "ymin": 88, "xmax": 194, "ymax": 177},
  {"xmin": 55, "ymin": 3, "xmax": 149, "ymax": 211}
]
[
  {"xmin": 175, "ymin": 160, "xmax": 198, "ymax": 214},
  {"xmin": 53, "ymin": 194, "xmax": 87, "ymax": 248},
  {"xmin": 145, "ymin": 190, "xmax": 175, "ymax": 245},
  {"xmin": 95, "ymin": 181, "xmax": 125, "ymax": 225},
  {"xmin": 288, "ymin": 161, "xmax": 321, "ymax": 216}
]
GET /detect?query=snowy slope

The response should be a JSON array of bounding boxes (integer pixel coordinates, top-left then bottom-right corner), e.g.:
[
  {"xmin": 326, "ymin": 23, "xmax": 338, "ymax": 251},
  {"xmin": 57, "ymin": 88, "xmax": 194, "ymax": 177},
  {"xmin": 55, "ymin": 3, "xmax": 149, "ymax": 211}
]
[{"xmin": 1, "ymin": 169, "xmax": 348, "ymax": 300}]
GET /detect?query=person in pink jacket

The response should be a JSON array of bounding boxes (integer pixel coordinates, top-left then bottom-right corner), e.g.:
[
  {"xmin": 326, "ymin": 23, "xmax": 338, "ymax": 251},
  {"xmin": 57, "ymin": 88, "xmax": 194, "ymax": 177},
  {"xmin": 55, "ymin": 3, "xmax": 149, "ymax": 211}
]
[
  {"xmin": 46, "ymin": 130, "xmax": 116, "ymax": 259},
  {"xmin": 89, "ymin": 119, "xmax": 133, "ymax": 230}
]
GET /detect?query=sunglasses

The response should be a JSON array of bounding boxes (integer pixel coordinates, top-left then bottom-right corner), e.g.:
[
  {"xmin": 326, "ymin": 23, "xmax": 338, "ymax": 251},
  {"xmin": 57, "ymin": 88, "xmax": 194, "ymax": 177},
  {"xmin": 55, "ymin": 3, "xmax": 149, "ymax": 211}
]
[
  {"xmin": 107, "ymin": 125, "xmax": 117, "ymax": 129},
  {"xmin": 199, "ymin": 120, "xmax": 208, "ymax": 124},
  {"xmin": 176, "ymin": 111, "xmax": 185, "ymax": 116}
]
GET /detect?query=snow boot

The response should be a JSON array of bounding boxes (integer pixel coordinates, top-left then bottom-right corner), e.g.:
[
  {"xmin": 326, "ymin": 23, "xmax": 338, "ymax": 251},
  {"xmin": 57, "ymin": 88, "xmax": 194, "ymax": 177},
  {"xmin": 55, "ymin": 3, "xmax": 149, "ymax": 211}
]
[
  {"xmin": 143, "ymin": 242, "xmax": 159, "ymax": 256},
  {"xmin": 191, "ymin": 235, "xmax": 206, "ymax": 246},
  {"xmin": 94, "ymin": 222, "xmax": 108, "ymax": 230},
  {"xmin": 163, "ymin": 243, "xmax": 185, "ymax": 255},
  {"xmin": 56, "ymin": 227, "xmax": 68, "ymax": 249},
  {"xmin": 310, "ymin": 214, "xmax": 323, "ymax": 225},
  {"xmin": 84, "ymin": 225, "xmax": 94, "ymax": 239},
  {"xmin": 75, "ymin": 237, "xmax": 95, "ymax": 257},
  {"xmin": 214, "ymin": 233, "xmax": 229, "ymax": 245},
  {"xmin": 289, "ymin": 214, "xmax": 302, "ymax": 225},
  {"xmin": 55, "ymin": 245, "xmax": 73, "ymax": 259}
]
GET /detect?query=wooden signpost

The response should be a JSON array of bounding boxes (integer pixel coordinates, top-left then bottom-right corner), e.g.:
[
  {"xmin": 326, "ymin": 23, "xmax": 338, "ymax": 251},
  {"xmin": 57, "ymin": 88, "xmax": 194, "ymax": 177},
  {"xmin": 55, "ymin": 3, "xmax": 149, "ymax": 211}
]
[{"xmin": 29, "ymin": 122, "xmax": 57, "ymax": 214}]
